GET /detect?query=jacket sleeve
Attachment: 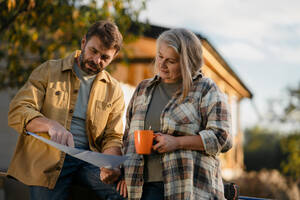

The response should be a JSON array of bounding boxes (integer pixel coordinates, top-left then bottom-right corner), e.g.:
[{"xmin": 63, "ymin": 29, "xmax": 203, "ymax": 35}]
[
  {"xmin": 100, "ymin": 82, "xmax": 125, "ymax": 151},
  {"xmin": 8, "ymin": 62, "xmax": 49, "ymax": 134},
  {"xmin": 198, "ymin": 83, "xmax": 232, "ymax": 156}
]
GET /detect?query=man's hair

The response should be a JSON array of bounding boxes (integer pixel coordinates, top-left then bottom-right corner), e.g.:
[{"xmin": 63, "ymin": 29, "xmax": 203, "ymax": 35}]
[
  {"xmin": 155, "ymin": 28, "xmax": 203, "ymax": 100},
  {"xmin": 85, "ymin": 20, "xmax": 123, "ymax": 54}
]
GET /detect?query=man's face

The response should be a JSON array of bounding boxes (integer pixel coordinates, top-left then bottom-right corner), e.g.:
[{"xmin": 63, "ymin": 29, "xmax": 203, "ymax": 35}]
[{"xmin": 79, "ymin": 36, "xmax": 117, "ymax": 75}]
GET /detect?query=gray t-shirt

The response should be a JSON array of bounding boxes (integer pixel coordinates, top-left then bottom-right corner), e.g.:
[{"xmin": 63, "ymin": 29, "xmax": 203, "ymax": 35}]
[
  {"xmin": 144, "ymin": 80, "xmax": 181, "ymax": 182},
  {"xmin": 70, "ymin": 63, "xmax": 96, "ymax": 149}
]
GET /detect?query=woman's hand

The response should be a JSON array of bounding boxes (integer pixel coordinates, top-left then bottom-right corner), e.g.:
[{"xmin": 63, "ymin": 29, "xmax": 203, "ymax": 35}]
[
  {"xmin": 117, "ymin": 179, "xmax": 127, "ymax": 198},
  {"xmin": 152, "ymin": 133, "xmax": 180, "ymax": 153}
]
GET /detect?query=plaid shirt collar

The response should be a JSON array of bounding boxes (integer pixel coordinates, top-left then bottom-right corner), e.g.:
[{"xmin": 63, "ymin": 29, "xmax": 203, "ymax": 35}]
[{"xmin": 147, "ymin": 70, "xmax": 203, "ymax": 88}]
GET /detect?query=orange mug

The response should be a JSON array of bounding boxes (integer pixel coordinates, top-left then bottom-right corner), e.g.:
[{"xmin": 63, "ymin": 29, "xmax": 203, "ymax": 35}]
[{"xmin": 134, "ymin": 130, "xmax": 155, "ymax": 154}]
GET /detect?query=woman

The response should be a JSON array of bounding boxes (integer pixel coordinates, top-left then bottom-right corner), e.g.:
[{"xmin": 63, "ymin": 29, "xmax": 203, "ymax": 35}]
[{"xmin": 118, "ymin": 28, "xmax": 232, "ymax": 200}]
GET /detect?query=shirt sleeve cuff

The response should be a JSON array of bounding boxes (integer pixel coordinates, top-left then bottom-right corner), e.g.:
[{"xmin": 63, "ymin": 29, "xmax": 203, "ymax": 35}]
[
  {"xmin": 22, "ymin": 111, "xmax": 44, "ymax": 135},
  {"xmin": 101, "ymin": 140, "xmax": 123, "ymax": 152},
  {"xmin": 199, "ymin": 130, "xmax": 221, "ymax": 156}
]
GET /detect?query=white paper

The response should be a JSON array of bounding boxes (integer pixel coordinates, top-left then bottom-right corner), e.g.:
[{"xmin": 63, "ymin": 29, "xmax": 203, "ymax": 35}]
[{"xmin": 27, "ymin": 132, "xmax": 128, "ymax": 168}]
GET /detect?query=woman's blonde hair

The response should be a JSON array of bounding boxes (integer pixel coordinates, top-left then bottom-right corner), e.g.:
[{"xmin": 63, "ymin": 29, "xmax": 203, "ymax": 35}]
[{"xmin": 155, "ymin": 28, "xmax": 203, "ymax": 100}]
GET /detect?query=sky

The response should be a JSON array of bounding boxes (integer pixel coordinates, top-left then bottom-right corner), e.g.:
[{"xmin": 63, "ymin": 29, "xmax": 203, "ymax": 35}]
[{"xmin": 139, "ymin": 0, "xmax": 300, "ymax": 129}]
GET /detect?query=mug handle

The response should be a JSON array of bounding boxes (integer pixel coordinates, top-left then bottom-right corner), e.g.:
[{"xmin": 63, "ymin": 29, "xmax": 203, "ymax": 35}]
[{"xmin": 152, "ymin": 133, "xmax": 161, "ymax": 145}]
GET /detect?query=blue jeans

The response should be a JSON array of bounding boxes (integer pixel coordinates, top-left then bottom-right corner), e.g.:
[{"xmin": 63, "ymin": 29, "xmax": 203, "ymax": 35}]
[
  {"xmin": 141, "ymin": 182, "xmax": 164, "ymax": 200},
  {"xmin": 30, "ymin": 154, "xmax": 124, "ymax": 200}
]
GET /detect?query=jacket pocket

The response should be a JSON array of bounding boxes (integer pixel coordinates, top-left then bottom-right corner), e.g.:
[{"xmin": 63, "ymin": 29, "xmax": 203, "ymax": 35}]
[
  {"xmin": 44, "ymin": 88, "xmax": 67, "ymax": 107},
  {"xmin": 41, "ymin": 88, "xmax": 68, "ymax": 122},
  {"xmin": 166, "ymin": 97, "xmax": 200, "ymax": 135},
  {"xmin": 170, "ymin": 97, "xmax": 198, "ymax": 124}
]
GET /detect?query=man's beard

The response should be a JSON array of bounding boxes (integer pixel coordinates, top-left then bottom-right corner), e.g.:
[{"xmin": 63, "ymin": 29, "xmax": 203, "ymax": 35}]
[{"xmin": 79, "ymin": 49, "xmax": 102, "ymax": 75}]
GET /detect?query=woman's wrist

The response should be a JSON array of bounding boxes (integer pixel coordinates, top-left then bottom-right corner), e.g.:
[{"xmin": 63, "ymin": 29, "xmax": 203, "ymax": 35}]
[
  {"xmin": 174, "ymin": 135, "xmax": 205, "ymax": 151},
  {"xmin": 175, "ymin": 136, "xmax": 182, "ymax": 150}
]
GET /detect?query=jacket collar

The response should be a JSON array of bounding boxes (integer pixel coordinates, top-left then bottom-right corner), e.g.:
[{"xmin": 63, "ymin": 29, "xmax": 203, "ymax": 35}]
[{"xmin": 61, "ymin": 50, "xmax": 110, "ymax": 83}]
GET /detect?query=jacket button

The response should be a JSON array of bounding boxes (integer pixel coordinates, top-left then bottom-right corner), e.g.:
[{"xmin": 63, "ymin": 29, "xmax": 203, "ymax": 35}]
[
  {"xmin": 69, "ymin": 109, "xmax": 73, "ymax": 113},
  {"xmin": 55, "ymin": 91, "xmax": 61, "ymax": 95},
  {"xmin": 74, "ymin": 89, "xmax": 78, "ymax": 94}
]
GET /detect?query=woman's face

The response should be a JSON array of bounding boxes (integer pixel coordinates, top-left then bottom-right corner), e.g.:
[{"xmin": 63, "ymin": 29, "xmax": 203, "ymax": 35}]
[{"xmin": 157, "ymin": 42, "xmax": 181, "ymax": 83}]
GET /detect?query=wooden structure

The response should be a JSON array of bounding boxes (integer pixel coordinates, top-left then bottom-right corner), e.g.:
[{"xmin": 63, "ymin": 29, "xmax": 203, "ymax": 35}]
[{"xmin": 111, "ymin": 25, "xmax": 253, "ymax": 179}]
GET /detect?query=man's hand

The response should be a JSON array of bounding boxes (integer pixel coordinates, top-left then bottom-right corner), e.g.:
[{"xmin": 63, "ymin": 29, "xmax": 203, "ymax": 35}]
[
  {"xmin": 47, "ymin": 120, "xmax": 74, "ymax": 147},
  {"xmin": 26, "ymin": 117, "xmax": 74, "ymax": 147},
  {"xmin": 100, "ymin": 146, "xmax": 122, "ymax": 184},
  {"xmin": 100, "ymin": 167, "xmax": 121, "ymax": 184}
]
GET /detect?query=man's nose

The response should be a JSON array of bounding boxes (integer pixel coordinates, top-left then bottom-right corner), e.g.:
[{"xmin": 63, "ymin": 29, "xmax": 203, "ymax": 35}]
[{"xmin": 93, "ymin": 56, "xmax": 101, "ymax": 64}]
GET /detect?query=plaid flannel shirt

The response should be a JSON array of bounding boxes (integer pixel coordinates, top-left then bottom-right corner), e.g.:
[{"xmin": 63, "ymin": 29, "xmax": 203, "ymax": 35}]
[{"xmin": 123, "ymin": 71, "xmax": 231, "ymax": 200}]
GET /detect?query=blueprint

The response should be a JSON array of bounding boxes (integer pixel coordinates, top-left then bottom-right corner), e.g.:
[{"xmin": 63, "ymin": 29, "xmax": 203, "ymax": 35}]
[{"xmin": 27, "ymin": 132, "xmax": 128, "ymax": 169}]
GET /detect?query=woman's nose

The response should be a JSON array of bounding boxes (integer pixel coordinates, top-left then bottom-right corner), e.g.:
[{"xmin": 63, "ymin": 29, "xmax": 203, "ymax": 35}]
[{"xmin": 161, "ymin": 59, "xmax": 167, "ymax": 67}]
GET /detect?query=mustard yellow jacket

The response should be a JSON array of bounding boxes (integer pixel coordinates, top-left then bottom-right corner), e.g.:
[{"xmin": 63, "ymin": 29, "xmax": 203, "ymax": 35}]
[{"xmin": 7, "ymin": 51, "xmax": 125, "ymax": 189}]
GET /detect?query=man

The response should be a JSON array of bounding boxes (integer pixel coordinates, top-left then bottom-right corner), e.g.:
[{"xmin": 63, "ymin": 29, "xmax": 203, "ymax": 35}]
[{"xmin": 8, "ymin": 20, "xmax": 125, "ymax": 200}]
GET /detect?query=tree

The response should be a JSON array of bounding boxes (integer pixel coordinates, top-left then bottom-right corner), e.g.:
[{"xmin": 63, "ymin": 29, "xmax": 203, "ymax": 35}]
[
  {"xmin": 266, "ymin": 82, "xmax": 300, "ymax": 131},
  {"xmin": 244, "ymin": 126, "xmax": 283, "ymax": 171},
  {"xmin": 280, "ymin": 133, "xmax": 300, "ymax": 181},
  {"xmin": 0, "ymin": 0, "xmax": 147, "ymax": 89},
  {"xmin": 245, "ymin": 82, "xmax": 300, "ymax": 181},
  {"xmin": 283, "ymin": 83, "xmax": 300, "ymax": 122}
]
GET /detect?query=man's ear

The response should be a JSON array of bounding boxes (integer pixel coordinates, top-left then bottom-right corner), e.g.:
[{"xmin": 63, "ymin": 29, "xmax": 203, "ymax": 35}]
[
  {"xmin": 113, "ymin": 50, "xmax": 119, "ymax": 57},
  {"xmin": 81, "ymin": 36, "xmax": 87, "ymax": 50}
]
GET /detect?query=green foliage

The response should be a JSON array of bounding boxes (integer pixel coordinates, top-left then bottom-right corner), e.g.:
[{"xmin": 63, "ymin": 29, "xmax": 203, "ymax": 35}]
[
  {"xmin": 280, "ymin": 133, "xmax": 300, "ymax": 180},
  {"xmin": 283, "ymin": 83, "xmax": 300, "ymax": 125},
  {"xmin": 0, "ymin": 0, "xmax": 147, "ymax": 89},
  {"xmin": 244, "ymin": 126, "xmax": 283, "ymax": 171},
  {"xmin": 244, "ymin": 126, "xmax": 300, "ymax": 181}
]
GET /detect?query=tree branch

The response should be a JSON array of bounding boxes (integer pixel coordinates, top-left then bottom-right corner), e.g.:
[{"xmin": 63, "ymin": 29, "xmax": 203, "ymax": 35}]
[{"xmin": 0, "ymin": 1, "xmax": 29, "ymax": 33}]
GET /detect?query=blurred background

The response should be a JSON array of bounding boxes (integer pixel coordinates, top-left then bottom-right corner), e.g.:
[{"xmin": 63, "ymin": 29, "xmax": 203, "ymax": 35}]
[{"xmin": 0, "ymin": 0, "xmax": 299, "ymax": 199}]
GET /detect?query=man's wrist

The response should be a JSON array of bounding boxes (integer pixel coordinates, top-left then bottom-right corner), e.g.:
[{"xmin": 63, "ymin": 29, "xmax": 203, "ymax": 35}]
[
  {"xmin": 116, "ymin": 167, "xmax": 124, "ymax": 182},
  {"xmin": 45, "ymin": 118, "xmax": 57, "ymax": 131}
]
